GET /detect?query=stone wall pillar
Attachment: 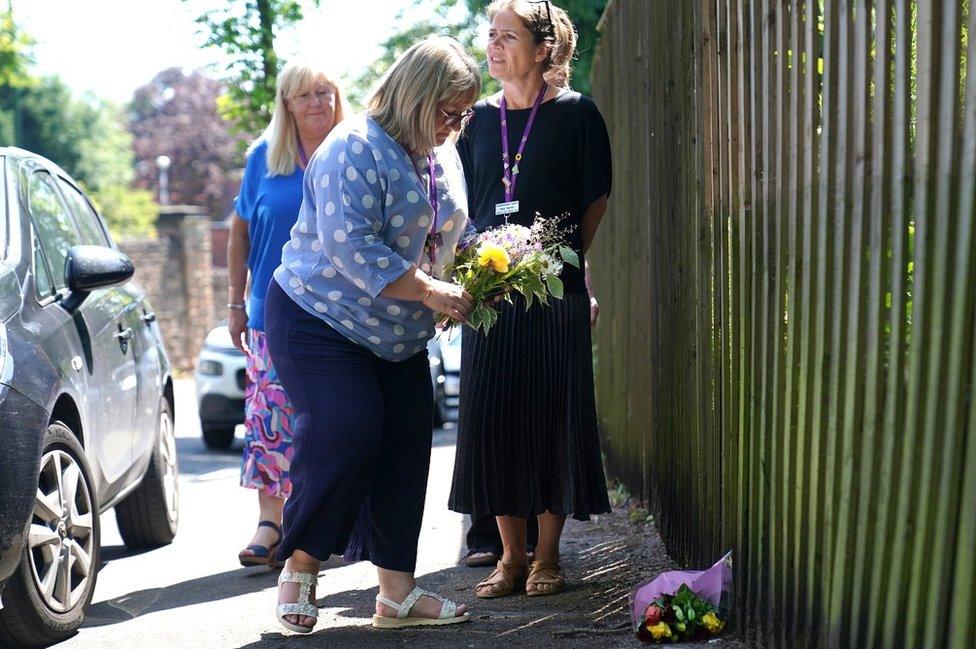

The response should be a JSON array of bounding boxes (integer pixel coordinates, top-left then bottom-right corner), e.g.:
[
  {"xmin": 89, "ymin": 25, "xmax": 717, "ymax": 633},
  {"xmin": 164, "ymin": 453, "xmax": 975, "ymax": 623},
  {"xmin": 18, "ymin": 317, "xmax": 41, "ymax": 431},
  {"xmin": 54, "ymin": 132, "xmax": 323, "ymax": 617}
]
[{"xmin": 156, "ymin": 205, "xmax": 214, "ymax": 370}]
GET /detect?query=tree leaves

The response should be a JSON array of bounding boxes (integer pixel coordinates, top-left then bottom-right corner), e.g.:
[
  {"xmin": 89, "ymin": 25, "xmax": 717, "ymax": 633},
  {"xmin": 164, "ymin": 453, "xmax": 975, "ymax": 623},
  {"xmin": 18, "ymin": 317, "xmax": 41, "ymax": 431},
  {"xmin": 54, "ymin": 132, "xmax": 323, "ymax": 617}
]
[
  {"xmin": 128, "ymin": 68, "xmax": 245, "ymax": 219},
  {"xmin": 189, "ymin": 0, "xmax": 320, "ymax": 136}
]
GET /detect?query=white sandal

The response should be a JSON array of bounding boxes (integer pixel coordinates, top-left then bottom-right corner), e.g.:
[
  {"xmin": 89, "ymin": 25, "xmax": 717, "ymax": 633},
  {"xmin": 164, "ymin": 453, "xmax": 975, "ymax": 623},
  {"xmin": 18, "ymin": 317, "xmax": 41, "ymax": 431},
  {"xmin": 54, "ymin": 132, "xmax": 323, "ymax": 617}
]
[
  {"xmin": 276, "ymin": 570, "xmax": 319, "ymax": 634},
  {"xmin": 372, "ymin": 586, "xmax": 471, "ymax": 628}
]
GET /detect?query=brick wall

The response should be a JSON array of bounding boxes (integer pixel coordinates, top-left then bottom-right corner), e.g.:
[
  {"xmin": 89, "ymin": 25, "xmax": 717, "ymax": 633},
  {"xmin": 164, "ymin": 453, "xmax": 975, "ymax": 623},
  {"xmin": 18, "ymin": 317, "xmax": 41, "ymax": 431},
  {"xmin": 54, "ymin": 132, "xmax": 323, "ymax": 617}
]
[{"xmin": 118, "ymin": 206, "xmax": 218, "ymax": 371}]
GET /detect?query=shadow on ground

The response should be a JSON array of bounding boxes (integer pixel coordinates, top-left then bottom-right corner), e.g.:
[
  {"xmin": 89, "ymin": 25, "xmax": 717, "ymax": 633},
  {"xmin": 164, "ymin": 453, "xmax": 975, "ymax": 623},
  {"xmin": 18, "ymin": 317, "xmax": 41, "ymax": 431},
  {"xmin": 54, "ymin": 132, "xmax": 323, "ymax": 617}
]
[{"xmin": 81, "ymin": 556, "xmax": 345, "ymax": 629}]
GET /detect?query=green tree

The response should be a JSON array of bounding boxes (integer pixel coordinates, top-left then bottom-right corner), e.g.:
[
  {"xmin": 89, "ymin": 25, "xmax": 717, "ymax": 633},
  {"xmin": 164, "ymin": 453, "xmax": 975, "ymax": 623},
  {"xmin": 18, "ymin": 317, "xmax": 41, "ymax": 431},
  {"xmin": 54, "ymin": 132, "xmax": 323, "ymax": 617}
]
[
  {"xmin": 13, "ymin": 76, "xmax": 157, "ymax": 238},
  {"xmin": 0, "ymin": 5, "xmax": 35, "ymax": 144},
  {"xmin": 463, "ymin": 0, "xmax": 608, "ymax": 95},
  {"xmin": 348, "ymin": 0, "xmax": 607, "ymax": 105},
  {"xmin": 348, "ymin": 0, "xmax": 495, "ymax": 109},
  {"xmin": 192, "ymin": 0, "xmax": 319, "ymax": 137}
]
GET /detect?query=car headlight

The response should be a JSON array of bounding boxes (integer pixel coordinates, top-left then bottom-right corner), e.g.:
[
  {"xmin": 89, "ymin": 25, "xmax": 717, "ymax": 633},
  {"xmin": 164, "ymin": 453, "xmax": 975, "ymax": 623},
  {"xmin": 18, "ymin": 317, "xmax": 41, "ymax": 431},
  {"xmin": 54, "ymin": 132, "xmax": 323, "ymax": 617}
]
[{"xmin": 197, "ymin": 359, "xmax": 224, "ymax": 376}]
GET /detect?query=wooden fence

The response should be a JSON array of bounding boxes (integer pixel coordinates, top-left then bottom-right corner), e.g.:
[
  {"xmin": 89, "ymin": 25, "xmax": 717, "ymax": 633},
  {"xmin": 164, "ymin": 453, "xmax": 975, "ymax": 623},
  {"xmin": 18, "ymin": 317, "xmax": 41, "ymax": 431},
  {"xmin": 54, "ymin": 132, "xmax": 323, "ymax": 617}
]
[{"xmin": 589, "ymin": 1, "xmax": 976, "ymax": 647}]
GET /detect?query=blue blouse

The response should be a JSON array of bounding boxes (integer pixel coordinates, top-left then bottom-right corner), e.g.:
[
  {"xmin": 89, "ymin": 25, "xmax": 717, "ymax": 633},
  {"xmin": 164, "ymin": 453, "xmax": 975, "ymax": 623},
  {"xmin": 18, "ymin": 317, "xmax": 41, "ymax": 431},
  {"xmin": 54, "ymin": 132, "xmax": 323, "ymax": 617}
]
[
  {"xmin": 236, "ymin": 140, "xmax": 304, "ymax": 331},
  {"xmin": 273, "ymin": 115, "xmax": 471, "ymax": 361}
]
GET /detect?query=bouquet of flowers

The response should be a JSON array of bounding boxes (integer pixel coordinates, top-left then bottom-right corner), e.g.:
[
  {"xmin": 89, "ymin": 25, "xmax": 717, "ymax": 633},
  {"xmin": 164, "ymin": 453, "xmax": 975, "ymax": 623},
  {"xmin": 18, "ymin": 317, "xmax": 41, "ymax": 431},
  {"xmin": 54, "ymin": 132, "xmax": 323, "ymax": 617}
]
[
  {"xmin": 440, "ymin": 216, "xmax": 579, "ymax": 332},
  {"xmin": 631, "ymin": 552, "xmax": 732, "ymax": 643}
]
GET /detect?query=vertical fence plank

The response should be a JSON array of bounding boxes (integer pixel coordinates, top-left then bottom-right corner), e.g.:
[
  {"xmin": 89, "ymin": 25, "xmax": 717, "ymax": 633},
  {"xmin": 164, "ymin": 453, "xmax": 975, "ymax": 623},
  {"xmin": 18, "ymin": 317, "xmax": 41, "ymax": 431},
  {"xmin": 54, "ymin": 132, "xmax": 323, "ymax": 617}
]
[
  {"xmin": 947, "ymin": 4, "xmax": 976, "ymax": 646},
  {"xmin": 852, "ymin": 0, "xmax": 893, "ymax": 646},
  {"xmin": 916, "ymin": 1, "xmax": 968, "ymax": 646}
]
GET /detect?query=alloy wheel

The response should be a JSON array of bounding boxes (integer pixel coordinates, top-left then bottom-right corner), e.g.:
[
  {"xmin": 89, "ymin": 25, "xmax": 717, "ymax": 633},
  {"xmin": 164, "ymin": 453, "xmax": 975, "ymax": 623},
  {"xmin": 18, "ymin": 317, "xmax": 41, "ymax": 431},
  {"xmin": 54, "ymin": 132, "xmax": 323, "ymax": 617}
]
[
  {"xmin": 28, "ymin": 449, "xmax": 95, "ymax": 613},
  {"xmin": 159, "ymin": 408, "xmax": 179, "ymax": 527}
]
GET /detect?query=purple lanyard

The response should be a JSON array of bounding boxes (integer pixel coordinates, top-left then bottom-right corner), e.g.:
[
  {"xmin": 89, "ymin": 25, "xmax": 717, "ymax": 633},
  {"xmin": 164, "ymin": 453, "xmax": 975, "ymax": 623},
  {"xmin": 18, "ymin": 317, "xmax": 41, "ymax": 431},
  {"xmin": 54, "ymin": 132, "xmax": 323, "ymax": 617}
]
[
  {"xmin": 499, "ymin": 82, "xmax": 548, "ymax": 202},
  {"xmin": 411, "ymin": 153, "xmax": 440, "ymax": 267},
  {"xmin": 297, "ymin": 137, "xmax": 309, "ymax": 167}
]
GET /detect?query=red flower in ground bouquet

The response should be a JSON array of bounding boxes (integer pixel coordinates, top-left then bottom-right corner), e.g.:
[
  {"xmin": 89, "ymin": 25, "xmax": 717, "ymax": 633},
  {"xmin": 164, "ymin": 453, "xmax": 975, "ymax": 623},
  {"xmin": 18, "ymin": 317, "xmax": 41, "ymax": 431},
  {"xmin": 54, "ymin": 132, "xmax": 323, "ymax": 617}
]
[{"xmin": 643, "ymin": 604, "xmax": 663, "ymax": 626}]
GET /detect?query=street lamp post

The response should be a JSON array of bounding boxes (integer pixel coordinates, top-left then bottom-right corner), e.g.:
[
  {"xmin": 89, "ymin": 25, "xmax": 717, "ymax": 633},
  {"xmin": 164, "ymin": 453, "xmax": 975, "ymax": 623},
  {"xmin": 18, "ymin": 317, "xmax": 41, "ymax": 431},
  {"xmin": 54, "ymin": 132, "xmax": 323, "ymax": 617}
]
[{"xmin": 156, "ymin": 155, "xmax": 171, "ymax": 205}]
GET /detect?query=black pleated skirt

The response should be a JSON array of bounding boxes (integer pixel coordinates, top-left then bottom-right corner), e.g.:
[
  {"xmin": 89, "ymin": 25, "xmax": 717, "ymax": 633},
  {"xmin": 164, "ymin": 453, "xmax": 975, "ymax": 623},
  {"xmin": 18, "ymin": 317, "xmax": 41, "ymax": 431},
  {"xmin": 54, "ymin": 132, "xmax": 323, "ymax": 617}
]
[{"xmin": 448, "ymin": 292, "xmax": 612, "ymax": 521}]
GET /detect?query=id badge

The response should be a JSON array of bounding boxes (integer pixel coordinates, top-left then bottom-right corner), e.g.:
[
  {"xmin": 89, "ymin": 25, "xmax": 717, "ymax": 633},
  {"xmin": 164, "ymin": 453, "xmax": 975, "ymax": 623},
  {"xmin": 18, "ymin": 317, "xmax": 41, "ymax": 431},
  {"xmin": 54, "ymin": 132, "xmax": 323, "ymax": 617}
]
[{"xmin": 495, "ymin": 200, "xmax": 519, "ymax": 216}]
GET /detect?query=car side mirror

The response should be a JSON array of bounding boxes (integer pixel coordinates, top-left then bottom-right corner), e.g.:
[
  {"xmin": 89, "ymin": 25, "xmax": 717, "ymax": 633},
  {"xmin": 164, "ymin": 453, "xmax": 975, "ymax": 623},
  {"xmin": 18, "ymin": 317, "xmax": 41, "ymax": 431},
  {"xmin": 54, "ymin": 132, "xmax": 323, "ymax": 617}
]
[{"xmin": 61, "ymin": 245, "xmax": 135, "ymax": 313}]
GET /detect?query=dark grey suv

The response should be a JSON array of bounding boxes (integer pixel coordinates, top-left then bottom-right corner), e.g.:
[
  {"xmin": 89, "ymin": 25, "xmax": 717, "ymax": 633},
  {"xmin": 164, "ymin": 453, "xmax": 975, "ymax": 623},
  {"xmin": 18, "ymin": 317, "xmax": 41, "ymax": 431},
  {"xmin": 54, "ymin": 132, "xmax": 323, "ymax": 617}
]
[{"xmin": 0, "ymin": 147, "xmax": 179, "ymax": 648}]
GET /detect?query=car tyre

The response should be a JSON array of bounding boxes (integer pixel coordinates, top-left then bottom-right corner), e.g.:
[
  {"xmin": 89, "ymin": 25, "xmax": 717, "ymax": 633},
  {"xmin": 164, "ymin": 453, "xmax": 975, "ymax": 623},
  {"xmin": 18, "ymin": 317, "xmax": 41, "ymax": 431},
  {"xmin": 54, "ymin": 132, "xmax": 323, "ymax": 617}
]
[
  {"xmin": 0, "ymin": 422, "xmax": 100, "ymax": 649},
  {"xmin": 115, "ymin": 398, "xmax": 179, "ymax": 548},
  {"xmin": 201, "ymin": 425, "xmax": 235, "ymax": 450}
]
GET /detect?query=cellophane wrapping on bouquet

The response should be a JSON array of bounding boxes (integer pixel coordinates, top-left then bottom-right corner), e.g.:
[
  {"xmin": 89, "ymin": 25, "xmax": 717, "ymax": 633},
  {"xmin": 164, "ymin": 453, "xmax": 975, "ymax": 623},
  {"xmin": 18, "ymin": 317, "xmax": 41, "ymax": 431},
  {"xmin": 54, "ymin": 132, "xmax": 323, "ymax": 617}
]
[{"xmin": 630, "ymin": 551, "xmax": 733, "ymax": 643}]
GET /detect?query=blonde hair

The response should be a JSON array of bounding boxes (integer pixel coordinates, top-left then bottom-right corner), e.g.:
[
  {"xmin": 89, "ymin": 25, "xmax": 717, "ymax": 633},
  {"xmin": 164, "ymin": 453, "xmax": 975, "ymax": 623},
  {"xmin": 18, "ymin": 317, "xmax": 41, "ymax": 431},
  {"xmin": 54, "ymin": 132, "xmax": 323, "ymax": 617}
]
[
  {"xmin": 487, "ymin": 0, "xmax": 578, "ymax": 88},
  {"xmin": 366, "ymin": 36, "xmax": 481, "ymax": 154},
  {"xmin": 250, "ymin": 60, "xmax": 346, "ymax": 176}
]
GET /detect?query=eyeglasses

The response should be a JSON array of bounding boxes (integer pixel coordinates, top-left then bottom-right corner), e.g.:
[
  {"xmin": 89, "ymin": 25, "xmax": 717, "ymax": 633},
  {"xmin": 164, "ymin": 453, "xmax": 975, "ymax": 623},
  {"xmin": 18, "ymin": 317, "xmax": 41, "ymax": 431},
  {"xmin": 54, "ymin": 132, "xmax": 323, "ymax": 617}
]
[
  {"xmin": 527, "ymin": 0, "xmax": 555, "ymax": 39},
  {"xmin": 289, "ymin": 88, "xmax": 336, "ymax": 106},
  {"xmin": 440, "ymin": 107, "xmax": 474, "ymax": 127}
]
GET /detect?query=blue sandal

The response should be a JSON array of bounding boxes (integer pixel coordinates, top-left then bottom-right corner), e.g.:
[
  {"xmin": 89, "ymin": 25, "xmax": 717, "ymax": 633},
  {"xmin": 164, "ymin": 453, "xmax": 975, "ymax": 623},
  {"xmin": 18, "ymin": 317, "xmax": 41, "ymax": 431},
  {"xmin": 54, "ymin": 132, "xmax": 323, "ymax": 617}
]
[{"xmin": 239, "ymin": 520, "xmax": 283, "ymax": 568}]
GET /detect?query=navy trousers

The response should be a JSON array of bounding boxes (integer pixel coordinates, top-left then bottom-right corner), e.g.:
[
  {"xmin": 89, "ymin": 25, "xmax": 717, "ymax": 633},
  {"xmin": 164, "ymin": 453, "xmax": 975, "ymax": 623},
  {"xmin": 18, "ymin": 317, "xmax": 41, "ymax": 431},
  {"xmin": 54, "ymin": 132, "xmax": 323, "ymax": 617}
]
[{"xmin": 264, "ymin": 281, "xmax": 434, "ymax": 572}]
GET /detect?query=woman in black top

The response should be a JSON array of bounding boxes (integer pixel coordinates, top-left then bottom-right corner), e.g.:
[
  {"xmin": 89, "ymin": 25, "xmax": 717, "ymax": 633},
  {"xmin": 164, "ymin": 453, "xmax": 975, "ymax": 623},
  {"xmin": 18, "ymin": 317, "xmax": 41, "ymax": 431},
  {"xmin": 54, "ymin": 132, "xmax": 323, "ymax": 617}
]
[{"xmin": 449, "ymin": 0, "xmax": 612, "ymax": 598}]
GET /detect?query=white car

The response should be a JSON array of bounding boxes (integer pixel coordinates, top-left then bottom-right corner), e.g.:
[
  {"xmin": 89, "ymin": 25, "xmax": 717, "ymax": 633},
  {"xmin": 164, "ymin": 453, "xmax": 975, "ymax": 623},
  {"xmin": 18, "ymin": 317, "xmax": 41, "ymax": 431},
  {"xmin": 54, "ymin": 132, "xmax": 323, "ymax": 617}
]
[
  {"xmin": 194, "ymin": 324, "xmax": 459, "ymax": 447},
  {"xmin": 194, "ymin": 323, "xmax": 246, "ymax": 449}
]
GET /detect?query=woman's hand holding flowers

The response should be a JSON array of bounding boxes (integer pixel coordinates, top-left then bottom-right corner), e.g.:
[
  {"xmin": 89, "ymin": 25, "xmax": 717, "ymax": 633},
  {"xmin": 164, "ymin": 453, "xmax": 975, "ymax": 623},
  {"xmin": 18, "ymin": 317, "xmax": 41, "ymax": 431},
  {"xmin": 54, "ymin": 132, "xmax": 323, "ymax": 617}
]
[{"xmin": 423, "ymin": 279, "xmax": 475, "ymax": 323}]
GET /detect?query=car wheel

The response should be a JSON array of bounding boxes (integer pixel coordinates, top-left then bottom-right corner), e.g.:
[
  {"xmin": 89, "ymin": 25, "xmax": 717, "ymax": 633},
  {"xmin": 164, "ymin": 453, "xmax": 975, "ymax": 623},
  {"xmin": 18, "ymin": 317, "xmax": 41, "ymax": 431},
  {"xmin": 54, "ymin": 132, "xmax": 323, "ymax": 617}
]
[
  {"xmin": 0, "ymin": 422, "xmax": 100, "ymax": 648},
  {"xmin": 201, "ymin": 425, "xmax": 235, "ymax": 450},
  {"xmin": 115, "ymin": 398, "xmax": 179, "ymax": 548}
]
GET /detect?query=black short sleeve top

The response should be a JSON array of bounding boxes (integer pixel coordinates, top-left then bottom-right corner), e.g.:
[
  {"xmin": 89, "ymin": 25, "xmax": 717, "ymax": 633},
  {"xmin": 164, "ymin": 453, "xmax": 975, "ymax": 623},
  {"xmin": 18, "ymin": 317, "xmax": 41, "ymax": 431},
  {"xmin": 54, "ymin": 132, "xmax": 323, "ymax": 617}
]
[{"xmin": 456, "ymin": 91, "xmax": 612, "ymax": 293}]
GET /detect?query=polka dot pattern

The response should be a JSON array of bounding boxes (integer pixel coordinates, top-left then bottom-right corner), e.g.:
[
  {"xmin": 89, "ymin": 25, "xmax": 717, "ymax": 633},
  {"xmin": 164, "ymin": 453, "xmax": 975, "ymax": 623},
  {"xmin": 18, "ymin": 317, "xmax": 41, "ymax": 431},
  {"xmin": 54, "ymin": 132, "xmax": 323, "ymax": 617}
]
[{"xmin": 277, "ymin": 115, "xmax": 470, "ymax": 361}]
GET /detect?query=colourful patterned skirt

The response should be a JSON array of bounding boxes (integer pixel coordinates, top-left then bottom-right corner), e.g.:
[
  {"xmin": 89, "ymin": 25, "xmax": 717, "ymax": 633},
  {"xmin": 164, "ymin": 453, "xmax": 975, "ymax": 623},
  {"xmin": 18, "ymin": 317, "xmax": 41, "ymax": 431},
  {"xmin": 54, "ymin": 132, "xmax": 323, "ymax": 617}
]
[{"xmin": 241, "ymin": 329, "xmax": 295, "ymax": 498}]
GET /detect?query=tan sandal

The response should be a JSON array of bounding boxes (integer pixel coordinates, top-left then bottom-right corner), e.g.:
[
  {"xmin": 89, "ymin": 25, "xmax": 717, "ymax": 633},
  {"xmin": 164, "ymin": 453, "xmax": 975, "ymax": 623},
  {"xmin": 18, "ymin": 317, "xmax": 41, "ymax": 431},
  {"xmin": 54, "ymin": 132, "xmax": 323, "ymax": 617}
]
[
  {"xmin": 525, "ymin": 560, "xmax": 565, "ymax": 597},
  {"xmin": 475, "ymin": 560, "xmax": 528, "ymax": 599}
]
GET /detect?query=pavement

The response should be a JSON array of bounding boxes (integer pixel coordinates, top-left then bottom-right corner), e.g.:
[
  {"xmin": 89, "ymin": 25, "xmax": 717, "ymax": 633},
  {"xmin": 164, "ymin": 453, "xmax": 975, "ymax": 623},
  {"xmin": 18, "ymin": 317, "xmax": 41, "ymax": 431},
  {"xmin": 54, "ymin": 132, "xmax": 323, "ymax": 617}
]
[{"xmin": 57, "ymin": 379, "xmax": 749, "ymax": 649}]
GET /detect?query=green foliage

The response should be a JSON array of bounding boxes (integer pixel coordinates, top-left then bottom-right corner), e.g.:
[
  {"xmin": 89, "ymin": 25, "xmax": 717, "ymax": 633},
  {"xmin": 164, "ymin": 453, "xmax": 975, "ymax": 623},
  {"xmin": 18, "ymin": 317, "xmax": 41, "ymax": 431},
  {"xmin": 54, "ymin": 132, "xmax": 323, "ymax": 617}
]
[
  {"xmin": 348, "ymin": 0, "xmax": 498, "ymax": 110},
  {"xmin": 5, "ymin": 72, "xmax": 159, "ymax": 239},
  {"xmin": 0, "ymin": 7, "xmax": 33, "ymax": 88},
  {"xmin": 350, "ymin": 0, "xmax": 607, "ymax": 105},
  {"xmin": 464, "ymin": 0, "xmax": 608, "ymax": 95},
  {"xmin": 15, "ymin": 77, "xmax": 81, "ymax": 168},
  {"xmin": 89, "ymin": 185, "xmax": 158, "ymax": 239},
  {"xmin": 192, "ymin": 0, "xmax": 319, "ymax": 136}
]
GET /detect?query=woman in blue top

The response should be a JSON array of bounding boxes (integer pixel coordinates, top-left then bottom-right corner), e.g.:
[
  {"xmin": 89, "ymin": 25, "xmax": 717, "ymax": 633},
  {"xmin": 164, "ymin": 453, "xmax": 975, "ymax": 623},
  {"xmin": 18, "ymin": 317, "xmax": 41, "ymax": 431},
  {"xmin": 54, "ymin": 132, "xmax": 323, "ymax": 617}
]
[
  {"xmin": 228, "ymin": 61, "xmax": 345, "ymax": 568},
  {"xmin": 265, "ymin": 37, "xmax": 480, "ymax": 634}
]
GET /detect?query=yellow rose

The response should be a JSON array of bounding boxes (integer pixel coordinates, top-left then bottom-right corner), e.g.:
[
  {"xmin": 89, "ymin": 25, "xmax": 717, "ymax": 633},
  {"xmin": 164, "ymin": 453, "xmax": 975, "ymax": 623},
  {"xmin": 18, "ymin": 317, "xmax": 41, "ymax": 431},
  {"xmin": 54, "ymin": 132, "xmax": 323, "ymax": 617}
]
[
  {"xmin": 702, "ymin": 611, "xmax": 724, "ymax": 634},
  {"xmin": 477, "ymin": 243, "xmax": 511, "ymax": 273},
  {"xmin": 649, "ymin": 621, "xmax": 672, "ymax": 640}
]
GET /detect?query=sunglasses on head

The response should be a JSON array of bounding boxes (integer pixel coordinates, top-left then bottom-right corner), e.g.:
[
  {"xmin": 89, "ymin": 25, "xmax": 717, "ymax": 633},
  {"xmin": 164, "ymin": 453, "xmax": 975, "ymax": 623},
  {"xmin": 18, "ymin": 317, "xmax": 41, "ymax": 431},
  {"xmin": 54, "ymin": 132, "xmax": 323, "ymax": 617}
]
[{"xmin": 527, "ymin": 0, "xmax": 555, "ymax": 39}]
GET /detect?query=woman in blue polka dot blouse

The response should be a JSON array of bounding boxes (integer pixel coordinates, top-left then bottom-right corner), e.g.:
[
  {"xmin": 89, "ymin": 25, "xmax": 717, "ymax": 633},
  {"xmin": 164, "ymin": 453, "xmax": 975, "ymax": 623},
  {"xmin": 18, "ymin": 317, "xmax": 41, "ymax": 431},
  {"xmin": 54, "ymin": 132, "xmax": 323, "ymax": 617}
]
[{"xmin": 264, "ymin": 37, "xmax": 479, "ymax": 634}]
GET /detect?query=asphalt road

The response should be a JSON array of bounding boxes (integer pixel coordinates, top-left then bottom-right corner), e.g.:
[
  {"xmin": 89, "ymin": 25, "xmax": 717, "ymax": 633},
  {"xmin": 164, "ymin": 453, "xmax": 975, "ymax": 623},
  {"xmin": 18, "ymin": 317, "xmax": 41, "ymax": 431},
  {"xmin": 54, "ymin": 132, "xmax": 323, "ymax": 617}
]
[{"xmin": 60, "ymin": 378, "xmax": 469, "ymax": 648}]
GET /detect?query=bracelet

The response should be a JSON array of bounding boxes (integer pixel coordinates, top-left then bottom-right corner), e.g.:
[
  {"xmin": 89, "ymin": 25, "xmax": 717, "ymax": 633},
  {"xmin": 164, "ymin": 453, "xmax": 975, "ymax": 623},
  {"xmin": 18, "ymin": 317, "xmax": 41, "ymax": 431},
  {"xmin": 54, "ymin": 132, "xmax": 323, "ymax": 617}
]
[
  {"xmin": 420, "ymin": 286, "xmax": 432, "ymax": 306},
  {"xmin": 228, "ymin": 303, "xmax": 246, "ymax": 311}
]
